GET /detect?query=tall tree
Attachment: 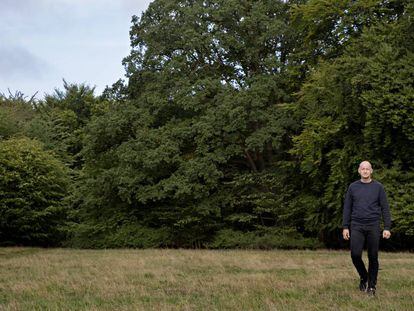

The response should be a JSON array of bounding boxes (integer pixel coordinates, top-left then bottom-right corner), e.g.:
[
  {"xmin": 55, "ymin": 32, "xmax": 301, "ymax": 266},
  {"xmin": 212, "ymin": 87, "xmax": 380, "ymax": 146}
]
[
  {"xmin": 74, "ymin": 0, "xmax": 312, "ymax": 248},
  {"xmin": 27, "ymin": 81, "xmax": 101, "ymax": 168},
  {"xmin": 291, "ymin": 0, "xmax": 414, "ymax": 243}
]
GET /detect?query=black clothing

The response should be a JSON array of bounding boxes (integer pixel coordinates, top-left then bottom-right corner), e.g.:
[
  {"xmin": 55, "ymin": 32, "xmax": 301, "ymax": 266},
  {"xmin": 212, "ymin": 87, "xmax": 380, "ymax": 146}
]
[
  {"xmin": 350, "ymin": 223, "xmax": 381, "ymax": 288},
  {"xmin": 343, "ymin": 178, "xmax": 392, "ymax": 290},
  {"xmin": 343, "ymin": 180, "xmax": 391, "ymax": 230}
]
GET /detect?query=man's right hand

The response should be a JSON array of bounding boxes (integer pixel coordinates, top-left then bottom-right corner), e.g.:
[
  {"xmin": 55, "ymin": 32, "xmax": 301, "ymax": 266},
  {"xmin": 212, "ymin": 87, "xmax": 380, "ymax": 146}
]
[{"xmin": 343, "ymin": 229, "xmax": 350, "ymax": 240}]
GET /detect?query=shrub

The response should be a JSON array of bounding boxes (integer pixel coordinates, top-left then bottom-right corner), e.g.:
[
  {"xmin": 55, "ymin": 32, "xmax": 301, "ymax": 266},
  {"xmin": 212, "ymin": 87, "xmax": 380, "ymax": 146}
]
[{"xmin": 0, "ymin": 138, "xmax": 69, "ymax": 246}]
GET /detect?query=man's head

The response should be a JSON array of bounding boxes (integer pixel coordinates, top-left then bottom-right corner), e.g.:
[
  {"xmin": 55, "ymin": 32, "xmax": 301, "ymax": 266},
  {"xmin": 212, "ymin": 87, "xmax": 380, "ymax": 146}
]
[{"xmin": 358, "ymin": 161, "xmax": 373, "ymax": 181}]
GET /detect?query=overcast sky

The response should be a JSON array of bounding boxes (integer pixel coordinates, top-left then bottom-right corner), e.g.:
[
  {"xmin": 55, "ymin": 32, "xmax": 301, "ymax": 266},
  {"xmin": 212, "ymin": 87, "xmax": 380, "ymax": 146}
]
[{"xmin": 0, "ymin": 0, "xmax": 153, "ymax": 99}]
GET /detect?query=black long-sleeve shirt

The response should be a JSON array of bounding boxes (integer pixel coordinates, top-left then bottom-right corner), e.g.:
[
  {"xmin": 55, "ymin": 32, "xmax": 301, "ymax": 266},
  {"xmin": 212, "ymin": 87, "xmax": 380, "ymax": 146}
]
[{"xmin": 342, "ymin": 180, "xmax": 392, "ymax": 230}]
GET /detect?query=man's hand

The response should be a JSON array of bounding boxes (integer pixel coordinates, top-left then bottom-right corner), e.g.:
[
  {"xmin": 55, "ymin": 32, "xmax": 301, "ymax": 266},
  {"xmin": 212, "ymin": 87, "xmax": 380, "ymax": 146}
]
[
  {"xmin": 383, "ymin": 230, "xmax": 391, "ymax": 239},
  {"xmin": 343, "ymin": 229, "xmax": 350, "ymax": 240}
]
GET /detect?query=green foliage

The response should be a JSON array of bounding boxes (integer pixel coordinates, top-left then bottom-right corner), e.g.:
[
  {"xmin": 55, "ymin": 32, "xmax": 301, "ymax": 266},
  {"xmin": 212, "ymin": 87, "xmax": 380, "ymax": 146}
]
[
  {"xmin": 71, "ymin": 0, "xmax": 305, "ymax": 248},
  {"xmin": 2, "ymin": 0, "xmax": 414, "ymax": 249},
  {"xmin": 27, "ymin": 109, "xmax": 80, "ymax": 165},
  {"xmin": 67, "ymin": 223, "xmax": 171, "ymax": 248},
  {"xmin": 43, "ymin": 80, "xmax": 97, "ymax": 124},
  {"xmin": 68, "ymin": 0, "xmax": 414, "ymax": 249},
  {"xmin": 291, "ymin": 0, "xmax": 406, "ymax": 63},
  {"xmin": 0, "ymin": 138, "xmax": 69, "ymax": 246},
  {"xmin": 291, "ymin": 0, "xmax": 414, "ymax": 241},
  {"xmin": 219, "ymin": 171, "xmax": 300, "ymax": 230},
  {"xmin": 0, "ymin": 94, "xmax": 36, "ymax": 139},
  {"xmin": 0, "ymin": 108, "xmax": 19, "ymax": 139},
  {"xmin": 375, "ymin": 165, "xmax": 414, "ymax": 236},
  {"xmin": 26, "ymin": 81, "xmax": 102, "ymax": 168}
]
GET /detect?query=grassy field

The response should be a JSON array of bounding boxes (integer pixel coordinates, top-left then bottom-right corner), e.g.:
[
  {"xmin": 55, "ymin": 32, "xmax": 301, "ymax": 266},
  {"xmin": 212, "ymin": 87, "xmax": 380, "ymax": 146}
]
[{"xmin": 0, "ymin": 248, "xmax": 413, "ymax": 310}]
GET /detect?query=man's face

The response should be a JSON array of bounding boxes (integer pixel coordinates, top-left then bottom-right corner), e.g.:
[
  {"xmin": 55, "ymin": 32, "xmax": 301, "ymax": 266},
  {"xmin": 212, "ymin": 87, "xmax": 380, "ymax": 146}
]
[{"xmin": 358, "ymin": 162, "xmax": 372, "ymax": 179}]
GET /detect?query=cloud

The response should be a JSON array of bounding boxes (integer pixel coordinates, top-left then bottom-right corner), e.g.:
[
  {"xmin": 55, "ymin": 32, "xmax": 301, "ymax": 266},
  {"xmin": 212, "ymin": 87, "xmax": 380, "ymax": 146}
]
[
  {"xmin": 0, "ymin": 0, "xmax": 151, "ymax": 14},
  {"xmin": 0, "ymin": 0, "xmax": 43, "ymax": 15},
  {"xmin": 0, "ymin": 46, "xmax": 51, "ymax": 80},
  {"xmin": 0, "ymin": 0, "xmax": 152, "ymax": 99},
  {"xmin": 119, "ymin": 0, "xmax": 152, "ymax": 12}
]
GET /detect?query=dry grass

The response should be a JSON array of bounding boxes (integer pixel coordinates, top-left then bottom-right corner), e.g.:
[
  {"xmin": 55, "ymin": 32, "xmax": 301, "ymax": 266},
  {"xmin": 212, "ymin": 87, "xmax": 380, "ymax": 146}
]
[{"xmin": 0, "ymin": 248, "xmax": 413, "ymax": 310}]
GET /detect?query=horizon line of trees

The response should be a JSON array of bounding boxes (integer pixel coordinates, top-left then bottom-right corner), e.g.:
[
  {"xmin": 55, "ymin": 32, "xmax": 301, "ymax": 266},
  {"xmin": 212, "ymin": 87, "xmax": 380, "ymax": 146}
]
[{"xmin": 1, "ymin": 0, "xmax": 413, "ymax": 250}]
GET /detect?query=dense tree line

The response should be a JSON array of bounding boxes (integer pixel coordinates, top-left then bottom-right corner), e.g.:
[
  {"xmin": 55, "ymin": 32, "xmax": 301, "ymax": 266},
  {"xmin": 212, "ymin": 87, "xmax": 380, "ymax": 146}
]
[{"xmin": 1, "ymin": 0, "xmax": 413, "ymax": 249}]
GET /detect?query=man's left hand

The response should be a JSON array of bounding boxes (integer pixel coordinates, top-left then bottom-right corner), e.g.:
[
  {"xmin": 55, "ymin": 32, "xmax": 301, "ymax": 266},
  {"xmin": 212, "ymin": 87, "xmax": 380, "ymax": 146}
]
[{"xmin": 383, "ymin": 230, "xmax": 391, "ymax": 239}]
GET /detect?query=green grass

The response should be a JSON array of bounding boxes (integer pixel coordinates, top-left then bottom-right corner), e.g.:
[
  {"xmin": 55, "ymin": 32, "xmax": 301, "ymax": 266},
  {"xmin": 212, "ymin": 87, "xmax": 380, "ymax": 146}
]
[{"xmin": 0, "ymin": 248, "xmax": 413, "ymax": 310}]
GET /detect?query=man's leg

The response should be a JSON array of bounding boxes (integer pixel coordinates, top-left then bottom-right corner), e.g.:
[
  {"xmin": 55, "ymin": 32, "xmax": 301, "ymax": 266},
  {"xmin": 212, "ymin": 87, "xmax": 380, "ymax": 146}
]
[
  {"xmin": 366, "ymin": 224, "xmax": 381, "ymax": 289},
  {"xmin": 350, "ymin": 225, "xmax": 368, "ymax": 283}
]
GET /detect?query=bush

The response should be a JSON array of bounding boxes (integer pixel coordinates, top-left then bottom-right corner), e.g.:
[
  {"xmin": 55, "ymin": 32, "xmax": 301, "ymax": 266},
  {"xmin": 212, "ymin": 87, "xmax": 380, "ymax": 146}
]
[{"xmin": 0, "ymin": 138, "xmax": 69, "ymax": 246}]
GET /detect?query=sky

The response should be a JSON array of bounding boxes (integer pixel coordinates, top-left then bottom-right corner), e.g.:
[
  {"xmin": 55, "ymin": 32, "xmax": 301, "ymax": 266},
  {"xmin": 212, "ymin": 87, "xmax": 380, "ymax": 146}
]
[{"xmin": 0, "ymin": 0, "xmax": 153, "ymax": 99}]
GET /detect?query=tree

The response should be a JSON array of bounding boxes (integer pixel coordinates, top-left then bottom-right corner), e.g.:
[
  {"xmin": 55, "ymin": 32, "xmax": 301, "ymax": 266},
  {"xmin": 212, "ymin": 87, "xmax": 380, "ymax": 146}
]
[
  {"xmin": 0, "ymin": 91, "xmax": 36, "ymax": 140},
  {"xmin": 0, "ymin": 138, "xmax": 69, "ymax": 246},
  {"xmin": 291, "ymin": 0, "xmax": 414, "ymax": 244},
  {"xmin": 26, "ymin": 81, "xmax": 102, "ymax": 168},
  {"xmin": 290, "ymin": 0, "xmax": 406, "ymax": 70},
  {"xmin": 71, "ymin": 0, "xmax": 320, "ymax": 248}
]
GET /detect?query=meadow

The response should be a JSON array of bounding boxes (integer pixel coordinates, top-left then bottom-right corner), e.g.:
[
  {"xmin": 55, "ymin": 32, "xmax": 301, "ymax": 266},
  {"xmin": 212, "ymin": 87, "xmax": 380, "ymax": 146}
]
[{"xmin": 0, "ymin": 248, "xmax": 413, "ymax": 310}]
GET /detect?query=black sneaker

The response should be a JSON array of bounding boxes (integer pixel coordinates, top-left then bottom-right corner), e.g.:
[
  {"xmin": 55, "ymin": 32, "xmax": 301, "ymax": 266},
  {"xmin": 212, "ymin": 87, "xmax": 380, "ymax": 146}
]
[
  {"xmin": 359, "ymin": 279, "xmax": 368, "ymax": 292},
  {"xmin": 367, "ymin": 287, "xmax": 376, "ymax": 296}
]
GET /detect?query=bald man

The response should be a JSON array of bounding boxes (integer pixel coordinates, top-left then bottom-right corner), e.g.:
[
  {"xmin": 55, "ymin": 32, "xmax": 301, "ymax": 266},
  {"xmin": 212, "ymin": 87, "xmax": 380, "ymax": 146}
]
[{"xmin": 342, "ymin": 161, "xmax": 391, "ymax": 296}]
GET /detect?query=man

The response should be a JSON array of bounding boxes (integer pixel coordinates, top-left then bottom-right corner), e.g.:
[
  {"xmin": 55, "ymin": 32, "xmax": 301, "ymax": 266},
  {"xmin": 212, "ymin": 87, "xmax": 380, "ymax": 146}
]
[{"xmin": 342, "ymin": 161, "xmax": 391, "ymax": 296}]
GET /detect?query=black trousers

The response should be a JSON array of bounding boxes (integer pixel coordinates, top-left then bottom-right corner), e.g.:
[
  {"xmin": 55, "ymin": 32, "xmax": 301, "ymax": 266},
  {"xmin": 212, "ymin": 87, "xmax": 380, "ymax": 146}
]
[{"xmin": 350, "ymin": 223, "xmax": 381, "ymax": 288}]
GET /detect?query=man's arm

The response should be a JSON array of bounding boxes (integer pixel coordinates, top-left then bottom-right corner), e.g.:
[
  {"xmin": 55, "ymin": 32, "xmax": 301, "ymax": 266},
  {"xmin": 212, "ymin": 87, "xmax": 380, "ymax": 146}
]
[
  {"xmin": 379, "ymin": 185, "xmax": 392, "ymax": 231},
  {"xmin": 342, "ymin": 185, "xmax": 352, "ymax": 229},
  {"xmin": 342, "ymin": 185, "xmax": 352, "ymax": 240}
]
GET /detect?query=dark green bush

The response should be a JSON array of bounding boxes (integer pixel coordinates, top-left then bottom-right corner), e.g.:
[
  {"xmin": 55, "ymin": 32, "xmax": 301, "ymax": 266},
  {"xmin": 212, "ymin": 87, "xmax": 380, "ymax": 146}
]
[{"xmin": 0, "ymin": 138, "xmax": 69, "ymax": 246}]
